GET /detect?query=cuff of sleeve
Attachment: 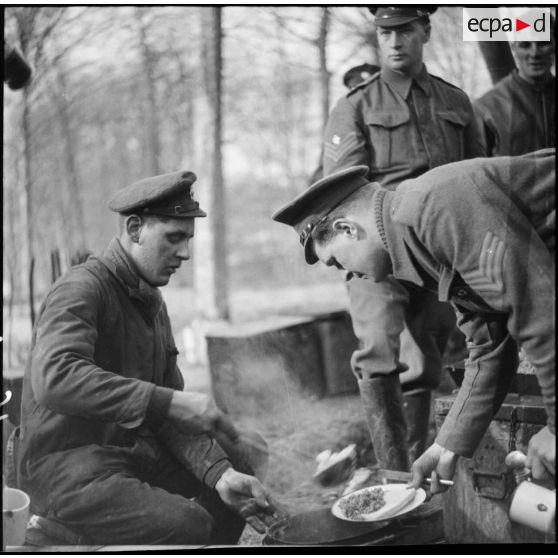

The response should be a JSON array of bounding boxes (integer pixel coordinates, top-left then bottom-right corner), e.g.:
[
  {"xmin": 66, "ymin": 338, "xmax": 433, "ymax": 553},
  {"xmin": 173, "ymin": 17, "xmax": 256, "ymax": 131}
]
[
  {"xmin": 145, "ymin": 386, "xmax": 174, "ymax": 427},
  {"xmin": 434, "ymin": 419, "xmax": 476, "ymax": 458},
  {"xmin": 204, "ymin": 460, "xmax": 232, "ymax": 489}
]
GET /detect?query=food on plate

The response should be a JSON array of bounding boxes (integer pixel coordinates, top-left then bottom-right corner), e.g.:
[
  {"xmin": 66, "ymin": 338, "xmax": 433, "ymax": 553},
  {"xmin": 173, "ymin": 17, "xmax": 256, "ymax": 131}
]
[{"xmin": 338, "ymin": 487, "xmax": 385, "ymax": 520}]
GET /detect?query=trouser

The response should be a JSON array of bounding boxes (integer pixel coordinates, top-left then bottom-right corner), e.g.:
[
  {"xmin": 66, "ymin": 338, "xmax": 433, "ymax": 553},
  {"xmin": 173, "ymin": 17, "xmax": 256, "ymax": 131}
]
[
  {"xmin": 347, "ymin": 275, "xmax": 463, "ymax": 469},
  {"xmin": 347, "ymin": 274, "xmax": 458, "ymax": 392},
  {"xmin": 20, "ymin": 431, "xmax": 267, "ymax": 546}
]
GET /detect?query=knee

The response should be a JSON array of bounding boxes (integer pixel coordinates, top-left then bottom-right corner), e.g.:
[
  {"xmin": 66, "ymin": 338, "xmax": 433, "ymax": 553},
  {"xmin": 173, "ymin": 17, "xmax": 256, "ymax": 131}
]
[{"xmin": 163, "ymin": 500, "xmax": 215, "ymax": 545}]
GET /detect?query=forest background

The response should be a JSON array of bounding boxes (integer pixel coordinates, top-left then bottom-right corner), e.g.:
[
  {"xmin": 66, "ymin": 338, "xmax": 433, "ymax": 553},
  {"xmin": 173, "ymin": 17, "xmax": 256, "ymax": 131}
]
[{"xmin": 4, "ymin": 5, "xmax": 499, "ymax": 370}]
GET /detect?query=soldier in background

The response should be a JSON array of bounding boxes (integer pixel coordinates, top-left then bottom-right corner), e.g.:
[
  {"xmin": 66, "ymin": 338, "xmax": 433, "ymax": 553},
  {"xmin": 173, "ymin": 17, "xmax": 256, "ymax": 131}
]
[
  {"xmin": 321, "ymin": 6, "xmax": 485, "ymax": 472},
  {"xmin": 474, "ymin": 18, "xmax": 555, "ymax": 156}
]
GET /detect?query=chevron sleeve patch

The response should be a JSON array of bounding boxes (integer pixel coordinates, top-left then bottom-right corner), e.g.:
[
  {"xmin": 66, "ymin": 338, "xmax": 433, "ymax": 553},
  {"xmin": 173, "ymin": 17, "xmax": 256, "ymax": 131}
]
[
  {"xmin": 463, "ymin": 231, "xmax": 507, "ymax": 294},
  {"xmin": 323, "ymin": 132, "xmax": 360, "ymax": 165}
]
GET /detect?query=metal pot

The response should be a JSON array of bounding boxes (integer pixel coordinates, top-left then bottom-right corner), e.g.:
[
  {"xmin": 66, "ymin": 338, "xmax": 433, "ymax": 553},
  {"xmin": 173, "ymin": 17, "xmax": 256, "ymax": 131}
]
[{"xmin": 262, "ymin": 507, "xmax": 392, "ymax": 546}]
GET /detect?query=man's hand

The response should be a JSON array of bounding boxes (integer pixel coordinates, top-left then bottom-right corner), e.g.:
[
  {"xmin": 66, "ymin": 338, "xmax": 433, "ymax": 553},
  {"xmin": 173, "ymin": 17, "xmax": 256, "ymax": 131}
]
[
  {"xmin": 409, "ymin": 442, "xmax": 458, "ymax": 494},
  {"xmin": 166, "ymin": 391, "xmax": 239, "ymax": 440},
  {"xmin": 215, "ymin": 468, "xmax": 278, "ymax": 533},
  {"xmin": 526, "ymin": 426, "xmax": 555, "ymax": 480}
]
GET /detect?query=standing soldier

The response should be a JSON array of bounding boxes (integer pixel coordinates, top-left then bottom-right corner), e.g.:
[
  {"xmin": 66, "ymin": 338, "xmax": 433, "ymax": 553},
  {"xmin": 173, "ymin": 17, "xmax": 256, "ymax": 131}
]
[
  {"xmin": 474, "ymin": 20, "xmax": 555, "ymax": 157},
  {"xmin": 322, "ymin": 7, "xmax": 485, "ymax": 471}
]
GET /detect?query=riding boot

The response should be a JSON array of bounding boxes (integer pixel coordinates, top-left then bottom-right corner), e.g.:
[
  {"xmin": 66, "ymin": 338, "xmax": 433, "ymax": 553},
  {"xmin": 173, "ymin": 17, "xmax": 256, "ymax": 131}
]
[
  {"xmin": 403, "ymin": 391, "xmax": 432, "ymax": 465},
  {"xmin": 358, "ymin": 375, "xmax": 410, "ymax": 472}
]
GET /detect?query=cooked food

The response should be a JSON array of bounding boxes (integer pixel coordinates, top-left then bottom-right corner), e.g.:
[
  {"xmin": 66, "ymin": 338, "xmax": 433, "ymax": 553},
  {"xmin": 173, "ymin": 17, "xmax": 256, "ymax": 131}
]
[{"xmin": 338, "ymin": 487, "xmax": 385, "ymax": 520}]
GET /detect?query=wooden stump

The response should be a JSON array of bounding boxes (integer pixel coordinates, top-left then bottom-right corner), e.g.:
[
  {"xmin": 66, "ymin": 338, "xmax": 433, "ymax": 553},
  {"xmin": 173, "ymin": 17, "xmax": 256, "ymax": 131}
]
[
  {"xmin": 308, "ymin": 310, "xmax": 358, "ymax": 397},
  {"xmin": 205, "ymin": 316, "xmax": 325, "ymax": 417}
]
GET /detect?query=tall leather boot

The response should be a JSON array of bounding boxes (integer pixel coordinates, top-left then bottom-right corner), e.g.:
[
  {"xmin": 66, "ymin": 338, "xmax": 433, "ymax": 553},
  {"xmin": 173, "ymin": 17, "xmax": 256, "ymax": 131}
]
[
  {"xmin": 358, "ymin": 375, "xmax": 409, "ymax": 472},
  {"xmin": 403, "ymin": 391, "xmax": 432, "ymax": 465}
]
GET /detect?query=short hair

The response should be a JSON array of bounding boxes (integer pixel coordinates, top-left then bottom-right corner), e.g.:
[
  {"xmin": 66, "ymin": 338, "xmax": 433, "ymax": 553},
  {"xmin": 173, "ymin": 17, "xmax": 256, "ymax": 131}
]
[
  {"xmin": 118, "ymin": 212, "xmax": 173, "ymax": 233},
  {"xmin": 312, "ymin": 184, "xmax": 376, "ymax": 244}
]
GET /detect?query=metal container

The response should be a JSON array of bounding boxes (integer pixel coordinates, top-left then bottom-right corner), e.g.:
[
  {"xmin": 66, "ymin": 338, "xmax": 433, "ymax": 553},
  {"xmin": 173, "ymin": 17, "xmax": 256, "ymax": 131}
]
[{"xmin": 263, "ymin": 503, "xmax": 444, "ymax": 546}]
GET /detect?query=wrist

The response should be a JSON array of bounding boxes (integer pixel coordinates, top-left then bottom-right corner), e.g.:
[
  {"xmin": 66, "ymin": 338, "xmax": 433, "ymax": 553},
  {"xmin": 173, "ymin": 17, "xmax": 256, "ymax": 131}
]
[{"xmin": 215, "ymin": 466, "xmax": 234, "ymax": 491}]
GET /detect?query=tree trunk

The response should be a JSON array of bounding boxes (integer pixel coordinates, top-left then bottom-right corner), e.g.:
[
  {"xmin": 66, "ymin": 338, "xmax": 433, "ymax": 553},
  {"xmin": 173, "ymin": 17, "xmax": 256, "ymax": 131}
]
[
  {"xmin": 22, "ymin": 85, "xmax": 35, "ymax": 328},
  {"xmin": 135, "ymin": 8, "xmax": 162, "ymax": 175},
  {"xmin": 193, "ymin": 6, "xmax": 229, "ymax": 321},
  {"xmin": 53, "ymin": 69, "xmax": 87, "ymax": 256},
  {"xmin": 477, "ymin": 42, "xmax": 516, "ymax": 85},
  {"xmin": 317, "ymin": 7, "xmax": 331, "ymax": 133}
]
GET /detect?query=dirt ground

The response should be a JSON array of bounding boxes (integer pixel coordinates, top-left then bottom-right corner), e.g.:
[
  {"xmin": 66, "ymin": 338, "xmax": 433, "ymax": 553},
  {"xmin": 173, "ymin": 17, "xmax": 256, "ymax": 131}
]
[{"xmin": 230, "ymin": 377, "xmax": 458, "ymax": 546}]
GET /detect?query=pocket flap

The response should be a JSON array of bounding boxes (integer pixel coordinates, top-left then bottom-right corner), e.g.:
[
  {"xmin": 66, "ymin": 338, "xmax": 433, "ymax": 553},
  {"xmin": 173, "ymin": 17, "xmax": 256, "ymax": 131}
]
[
  {"xmin": 438, "ymin": 110, "xmax": 469, "ymax": 127},
  {"xmin": 366, "ymin": 111, "xmax": 410, "ymax": 129}
]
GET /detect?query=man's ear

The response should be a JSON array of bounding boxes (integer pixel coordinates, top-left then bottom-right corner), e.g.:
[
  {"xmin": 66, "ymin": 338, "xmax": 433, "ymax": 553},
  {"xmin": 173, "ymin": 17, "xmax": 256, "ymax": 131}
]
[
  {"xmin": 125, "ymin": 215, "xmax": 143, "ymax": 243},
  {"xmin": 332, "ymin": 218, "xmax": 359, "ymax": 239},
  {"xmin": 422, "ymin": 22, "xmax": 431, "ymax": 43}
]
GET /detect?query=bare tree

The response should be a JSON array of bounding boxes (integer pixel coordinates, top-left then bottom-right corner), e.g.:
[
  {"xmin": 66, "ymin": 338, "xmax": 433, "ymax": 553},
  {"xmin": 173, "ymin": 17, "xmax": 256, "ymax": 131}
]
[
  {"xmin": 8, "ymin": 7, "xmax": 67, "ymax": 325},
  {"xmin": 193, "ymin": 7, "xmax": 229, "ymax": 321},
  {"xmin": 134, "ymin": 7, "xmax": 162, "ymax": 175},
  {"xmin": 317, "ymin": 8, "xmax": 331, "ymax": 132}
]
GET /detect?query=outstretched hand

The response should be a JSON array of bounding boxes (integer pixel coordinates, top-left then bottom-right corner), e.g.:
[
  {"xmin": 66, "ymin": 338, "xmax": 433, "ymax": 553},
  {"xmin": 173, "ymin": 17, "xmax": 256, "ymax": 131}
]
[
  {"xmin": 408, "ymin": 442, "xmax": 458, "ymax": 494},
  {"xmin": 215, "ymin": 468, "xmax": 280, "ymax": 533}
]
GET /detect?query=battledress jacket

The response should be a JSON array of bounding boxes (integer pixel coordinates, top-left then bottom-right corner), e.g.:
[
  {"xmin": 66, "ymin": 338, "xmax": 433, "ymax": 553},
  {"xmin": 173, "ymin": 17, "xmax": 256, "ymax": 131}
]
[
  {"xmin": 474, "ymin": 70, "xmax": 555, "ymax": 157},
  {"xmin": 323, "ymin": 64, "xmax": 485, "ymax": 188},
  {"xmin": 17, "ymin": 238, "xmax": 231, "ymax": 513},
  {"xmin": 376, "ymin": 148, "xmax": 555, "ymax": 456}
]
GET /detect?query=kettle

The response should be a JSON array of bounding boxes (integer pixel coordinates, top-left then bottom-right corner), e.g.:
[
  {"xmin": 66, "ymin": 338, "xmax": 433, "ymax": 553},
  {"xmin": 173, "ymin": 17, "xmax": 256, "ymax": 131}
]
[{"xmin": 505, "ymin": 450, "xmax": 555, "ymax": 535}]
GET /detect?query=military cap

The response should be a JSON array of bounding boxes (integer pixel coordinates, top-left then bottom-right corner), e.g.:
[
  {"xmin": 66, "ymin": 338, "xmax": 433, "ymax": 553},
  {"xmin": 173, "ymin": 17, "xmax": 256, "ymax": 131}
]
[
  {"xmin": 368, "ymin": 6, "xmax": 437, "ymax": 28},
  {"xmin": 272, "ymin": 166, "xmax": 370, "ymax": 264},
  {"xmin": 108, "ymin": 170, "xmax": 207, "ymax": 218},
  {"xmin": 343, "ymin": 63, "xmax": 380, "ymax": 89}
]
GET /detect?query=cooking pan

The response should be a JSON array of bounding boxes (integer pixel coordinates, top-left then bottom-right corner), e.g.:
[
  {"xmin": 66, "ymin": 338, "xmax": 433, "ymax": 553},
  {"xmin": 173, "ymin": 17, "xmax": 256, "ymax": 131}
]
[{"xmin": 262, "ymin": 507, "xmax": 393, "ymax": 546}]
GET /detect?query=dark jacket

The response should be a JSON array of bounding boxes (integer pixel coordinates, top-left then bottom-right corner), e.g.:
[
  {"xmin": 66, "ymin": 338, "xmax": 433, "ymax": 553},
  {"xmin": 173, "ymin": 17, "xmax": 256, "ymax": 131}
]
[
  {"xmin": 323, "ymin": 65, "xmax": 485, "ymax": 188},
  {"xmin": 18, "ymin": 238, "xmax": 230, "ymax": 513},
  {"xmin": 377, "ymin": 149, "xmax": 555, "ymax": 456},
  {"xmin": 474, "ymin": 70, "xmax": 555, "ymax": 157}
]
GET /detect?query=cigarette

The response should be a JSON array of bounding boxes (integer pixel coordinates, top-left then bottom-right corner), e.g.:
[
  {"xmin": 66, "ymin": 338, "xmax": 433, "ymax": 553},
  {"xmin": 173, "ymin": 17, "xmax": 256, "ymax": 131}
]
[{"xmin": 425, "ymin": 477, "xmax": 454, "ymax": 486}]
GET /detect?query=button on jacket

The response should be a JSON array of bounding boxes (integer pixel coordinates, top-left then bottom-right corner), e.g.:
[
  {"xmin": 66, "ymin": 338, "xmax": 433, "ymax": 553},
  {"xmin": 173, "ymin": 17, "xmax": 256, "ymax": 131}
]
[
  {"xmin": 474, "ymin": 70, "xmax": 555, "ymax": 157},
  {"xmin": 18, "ymin": 238, "xmax": 230, "ymax": 517},
  {"xmin": 323, "ymin": 65, "xmax": 486, "ymax": 188},
  {"xmin": 379, "ymin": 149, "xmax": 555, "ymax": 456}
]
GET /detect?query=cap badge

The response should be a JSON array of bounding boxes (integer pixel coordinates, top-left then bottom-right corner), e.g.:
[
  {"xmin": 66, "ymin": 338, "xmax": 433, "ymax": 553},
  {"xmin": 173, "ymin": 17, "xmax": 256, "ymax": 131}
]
[{"xmin": 332, "ymin": 135, "xmax": 341, "ymax": 145}]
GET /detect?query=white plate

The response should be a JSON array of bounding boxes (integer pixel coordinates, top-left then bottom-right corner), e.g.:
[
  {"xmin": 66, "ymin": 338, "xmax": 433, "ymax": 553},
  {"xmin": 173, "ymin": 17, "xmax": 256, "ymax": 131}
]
[{"xmin": 332, "ymin": 484, "xmax": 426, "ymax": 522}]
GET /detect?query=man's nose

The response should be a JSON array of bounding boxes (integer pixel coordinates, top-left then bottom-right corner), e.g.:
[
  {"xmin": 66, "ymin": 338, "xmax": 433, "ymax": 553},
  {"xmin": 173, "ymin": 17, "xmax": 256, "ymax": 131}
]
[
  {"xmin": 176, "ymin": 242, "xmax": 190, "ymax": 260},
  {"xmin": 389, "ymin": 32, "xmax": 401, "ymax": 47}
]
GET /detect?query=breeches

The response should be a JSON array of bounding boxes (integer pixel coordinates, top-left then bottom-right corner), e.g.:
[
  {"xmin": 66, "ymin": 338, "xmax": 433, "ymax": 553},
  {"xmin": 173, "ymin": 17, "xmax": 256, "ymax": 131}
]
[{"xmin": 347, "ymin": 275, "xmax": 463, "ymax": 394}]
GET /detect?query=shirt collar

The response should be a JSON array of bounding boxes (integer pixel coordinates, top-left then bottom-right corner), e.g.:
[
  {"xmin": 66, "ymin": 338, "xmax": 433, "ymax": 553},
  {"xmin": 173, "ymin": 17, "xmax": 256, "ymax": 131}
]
[
  {"xmin": 381, "ymin": 64, "xmax": 431, "ymax": 99},
  {"xmin": 378, "ymin": 190, "xmax": 425, "ymax": 287},
  {"xmin": 101, "ymin": 237, "xmax": 163, "ymax": 320}
]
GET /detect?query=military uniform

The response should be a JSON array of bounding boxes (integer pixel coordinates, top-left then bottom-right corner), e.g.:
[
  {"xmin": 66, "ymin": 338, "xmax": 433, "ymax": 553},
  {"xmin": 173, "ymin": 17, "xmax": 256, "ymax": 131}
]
[
  {"xmin": 379, "ymin": 149, "xmax": 555, "ymax": 454},
  {"xmin": 474, "ymin": 70, "xmax": 555, "ymax": 156},
  {"xmin": 323, "ymin": 65, "xmax": 485, "ymax": 187},
  {"xmin": 322, "ymin": 61, "xmax": 485, "ymax": 467},
  {"xmin": 16, "ymin": 172, "xmax": 260, "ymax": 545}
]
